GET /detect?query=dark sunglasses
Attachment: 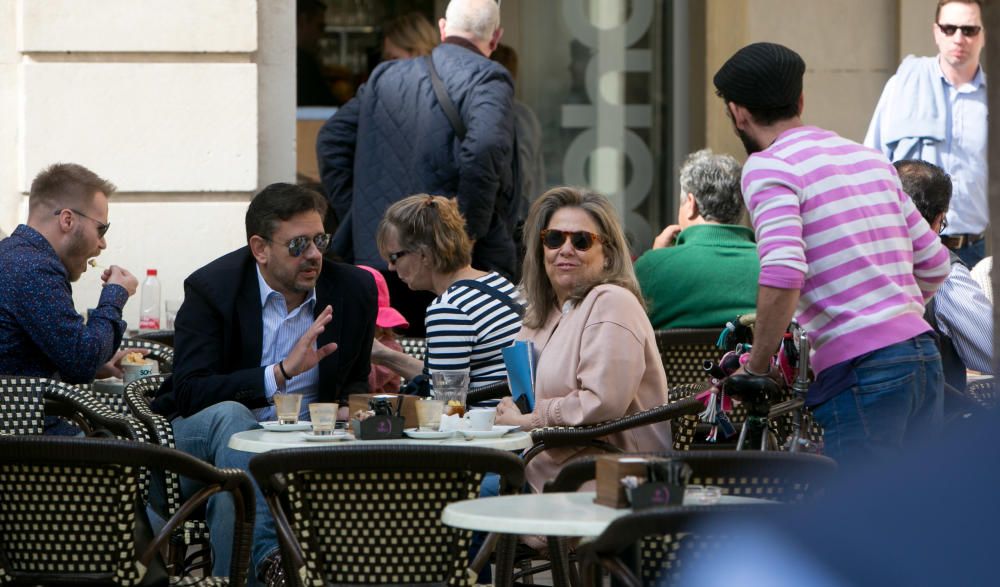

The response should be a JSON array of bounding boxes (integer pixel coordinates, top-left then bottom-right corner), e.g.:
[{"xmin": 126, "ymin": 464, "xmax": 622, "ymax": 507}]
[
  {"xmin": 540, "ymin": 229, "xmax": 603, "ymax": 251},
  {"xmin": 267, "ymin": 233, "xmax": 331, "ymax": 257},
  {"xmin": 937, "ymin": 23, "xmax": 982, "ymax": 37},
  {"xmin": 387, "ymin": 250, "xmax": 409, "ymax": 264},
  {"xmin": 54, "ymin": 208, "xmax": 110, "ymax": 238}
]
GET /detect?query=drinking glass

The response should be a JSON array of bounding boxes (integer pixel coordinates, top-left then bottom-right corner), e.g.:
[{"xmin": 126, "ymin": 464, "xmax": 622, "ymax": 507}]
[
  {"xmin": 414, "ymin": 399, "xmax": 445, "ymax": 431},
  {"xmin": 164, "ymin": 299, "xmax": 182, "ymax": 329},
  {"xmin": 432, "ymin": 369, "xmax": 469, "ymax": 416},
  {"xmin": 274, "ymin": 393, "xmax": 303, "ymax": 424},
  {"xmin": 309, "ymin": 402, "xmax": 339, "ymax": 435}
]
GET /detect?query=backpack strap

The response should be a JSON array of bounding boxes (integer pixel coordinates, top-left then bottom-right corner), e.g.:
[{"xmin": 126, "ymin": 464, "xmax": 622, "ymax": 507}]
[
  {"xmin": 424, "ymin": 54, "xmax": 467, "ymax": 141},
  {"xmin": 451, "ymin": 278, "xmax": 525, "ymax": 318}
]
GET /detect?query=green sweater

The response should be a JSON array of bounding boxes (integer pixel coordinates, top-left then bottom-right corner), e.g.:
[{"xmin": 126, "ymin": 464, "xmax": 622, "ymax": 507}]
[{"xmin": 634, "ymin": 224, "xmax": 759, "ymax": 330}]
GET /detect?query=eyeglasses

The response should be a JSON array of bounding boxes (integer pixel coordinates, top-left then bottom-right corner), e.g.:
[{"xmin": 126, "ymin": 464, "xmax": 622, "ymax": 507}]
[
  {"xmin": 540, "ymin": 229, "xmax": 603, "ymax": 251},
  {"xmin": 266, "ymin": 233, "xmax": 332, "ymax": 257},
  {"xmin": 54, "ymin": 208, "xmax": 110, "ymax": 238},
  {"xmin": 938, "ymin": 216, "xmax": 949, "ymax": 235},
  {"xmin": 387, "ymin": 250, "xmax": 409, "ymax": 264},
  {"xmin": 936, "ymin": 23, "xmax": 982, "ymax": 37}
]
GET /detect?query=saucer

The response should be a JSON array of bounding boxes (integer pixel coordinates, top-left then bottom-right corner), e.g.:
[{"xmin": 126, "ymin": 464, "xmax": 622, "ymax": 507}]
[
  {"xmin": 300, "ymin": 431, "xmax": 351, "ymax": 442},
  {"xmin": 458, "ymin": 425, "xmax": 519, "ymax": 439},
  {"xmin": 260, "ymin": 421, "xmax": 312, "ymax": 432},
  {"xmin": 403, "ymin": 428, "xmax": 455, "ymax": 440}
]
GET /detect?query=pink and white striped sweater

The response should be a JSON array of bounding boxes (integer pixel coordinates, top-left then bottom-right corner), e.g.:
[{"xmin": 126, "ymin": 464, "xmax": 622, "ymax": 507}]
[{"xmin": 742, "ymin": 126, "xmax": 951, "ymax": 374}]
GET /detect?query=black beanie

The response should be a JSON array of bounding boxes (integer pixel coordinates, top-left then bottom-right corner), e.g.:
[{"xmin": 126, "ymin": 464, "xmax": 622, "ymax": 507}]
[{"xmin": 713, "ymin": 42, "xmax": 805, "ymax": 109}]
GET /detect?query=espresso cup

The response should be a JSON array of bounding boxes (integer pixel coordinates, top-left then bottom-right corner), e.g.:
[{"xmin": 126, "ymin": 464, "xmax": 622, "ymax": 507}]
[{"xmin": 465, "ymin": 407, "xmax": 497, "ymax": 431}]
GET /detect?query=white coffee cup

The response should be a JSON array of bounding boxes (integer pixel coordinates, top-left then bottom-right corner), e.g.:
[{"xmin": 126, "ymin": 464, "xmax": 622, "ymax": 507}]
[
  {"xmin": 465, "ymin": 407, "xmax": 497, "ymax": 431},
  {"xmin": 123, "ymin": 360, "xmax": 159, "ymax": 386}
]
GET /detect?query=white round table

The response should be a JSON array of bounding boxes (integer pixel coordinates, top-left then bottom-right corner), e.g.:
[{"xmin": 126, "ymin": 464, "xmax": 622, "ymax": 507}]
[
  {"xmin": 442, "ymin": 491, "xmax": 774, "ymax": 537},
  {"xmin": 228, "ymin": 428, "xmax": 534, "ymax": 453}
]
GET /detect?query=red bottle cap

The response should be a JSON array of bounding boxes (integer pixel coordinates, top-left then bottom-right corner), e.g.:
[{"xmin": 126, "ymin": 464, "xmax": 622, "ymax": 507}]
[{"xmin": 147, "ymin": 269, "xmax": 157, "ymax": 276}]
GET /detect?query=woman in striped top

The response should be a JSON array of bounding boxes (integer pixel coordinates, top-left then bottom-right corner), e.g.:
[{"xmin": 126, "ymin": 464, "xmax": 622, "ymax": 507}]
[{"xmin": 370, "ymin": 194, "xmax": 523, "ymax": 388}]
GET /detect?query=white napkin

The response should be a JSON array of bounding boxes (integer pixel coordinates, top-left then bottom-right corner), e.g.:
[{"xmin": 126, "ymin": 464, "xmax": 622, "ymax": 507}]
[{"xmin": 439, "ymin": 413, "xmax": 468, "ymax": 433}]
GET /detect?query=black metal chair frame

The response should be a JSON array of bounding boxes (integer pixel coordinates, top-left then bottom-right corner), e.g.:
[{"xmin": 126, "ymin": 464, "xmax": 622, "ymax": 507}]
[
  {"xmin": 250, "ymin": 444, "xmax": 526, "ymax": 587},
  {"xmin": 0, "ymin": 435, "xmax": 254, "ymax": 586}
]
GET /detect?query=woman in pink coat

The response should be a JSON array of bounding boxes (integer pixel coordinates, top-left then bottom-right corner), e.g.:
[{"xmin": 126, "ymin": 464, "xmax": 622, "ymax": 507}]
[{"xmin": 495, "ymin": 186, "xmax": 671, "ymax": 493}]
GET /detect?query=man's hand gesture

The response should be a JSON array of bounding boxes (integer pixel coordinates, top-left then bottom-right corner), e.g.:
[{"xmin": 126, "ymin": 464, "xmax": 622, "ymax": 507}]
[{"xmin": 282, "ymin": 305, "xmax": 338, "ymax": 379}]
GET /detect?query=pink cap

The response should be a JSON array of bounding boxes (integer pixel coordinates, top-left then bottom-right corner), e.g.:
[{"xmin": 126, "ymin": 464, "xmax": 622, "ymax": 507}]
[{"xmin": 356, "ymin": 265, "xmax": 409, "ymax": 329}]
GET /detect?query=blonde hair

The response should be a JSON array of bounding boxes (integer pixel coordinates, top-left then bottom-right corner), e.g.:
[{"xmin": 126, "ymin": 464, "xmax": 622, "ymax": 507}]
[
  {"xmin": 520, "ymin": 186, "xmax": 643, "ymax": 329},
  {"xmin": 383, "ymin": 12, "xmax": 438, "ymax": 57},
  {"xmin": 377, "ymin": 194, "xmax": 472, "ymax": 274}
]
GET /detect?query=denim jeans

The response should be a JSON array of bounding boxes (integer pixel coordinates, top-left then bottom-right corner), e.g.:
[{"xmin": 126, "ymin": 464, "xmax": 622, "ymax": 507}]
[
  {"xmin": 953, "ymin": 237, "xmax": 986, "ymax": 269},
  {"xmin": 812, "ymin": 333, "xmax": 943, "ymax": 468},
  {"xmin": 151, "ymin": 402, "xmax": 275, "ymax": 583}
]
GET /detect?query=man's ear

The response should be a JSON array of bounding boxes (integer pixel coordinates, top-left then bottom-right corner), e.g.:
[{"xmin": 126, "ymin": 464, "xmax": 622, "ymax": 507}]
[
  {"xmin": 249, "ymin": 235, "xmax": 269, "ymax": 265},
  {"xmin": 489, "ymin": 27, "xmax": 504, "ymax": 52},
  {"xmin": 687, "ymin": 194, "xmax": 701, "ymax": 221},
  {"xmin": 728, "ymin": 102, "xmax": 749, "ymax": 130},
  {"xmin": 54, "ymin": 209, "xmax": 74, "ymax": 234},
  {"xmin": 438, "ymin": 18, "xmax": 447, "ymax": 42}
]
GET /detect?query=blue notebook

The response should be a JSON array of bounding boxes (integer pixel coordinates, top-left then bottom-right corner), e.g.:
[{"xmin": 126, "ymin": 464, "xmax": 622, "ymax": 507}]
[{"xmin": 502, "ymin": 341, "xmax": 537, "ymax": 412}]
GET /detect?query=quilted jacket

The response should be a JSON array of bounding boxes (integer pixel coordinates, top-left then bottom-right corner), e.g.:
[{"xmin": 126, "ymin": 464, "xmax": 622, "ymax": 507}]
[{"xmin": 317, "ymin": 39, "xmax": 517, "ymax": 276}]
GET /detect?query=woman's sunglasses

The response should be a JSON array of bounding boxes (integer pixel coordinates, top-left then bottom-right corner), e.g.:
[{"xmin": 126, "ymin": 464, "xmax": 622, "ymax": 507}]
[{"xmin": 540, "ymin": 229, "xmax": 603, "ymax": 251}]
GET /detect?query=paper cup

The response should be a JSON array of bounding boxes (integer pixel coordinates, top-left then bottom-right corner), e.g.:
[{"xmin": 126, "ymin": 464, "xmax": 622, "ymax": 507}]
[{"xmin": 123, "ymin": 360, "xmax": 159, "ymax": 386}]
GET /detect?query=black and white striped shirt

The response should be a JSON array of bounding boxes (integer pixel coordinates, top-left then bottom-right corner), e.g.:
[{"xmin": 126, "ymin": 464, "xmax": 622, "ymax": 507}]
[{"xmin": 425, "ymin": 272, "xmax": 523, "ymax": 388}]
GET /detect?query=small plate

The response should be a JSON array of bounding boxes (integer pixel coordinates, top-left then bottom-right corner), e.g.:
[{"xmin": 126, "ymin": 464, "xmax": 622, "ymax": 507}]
[
  {"xmin": 459, "ymin": 425, "xmax": 520, "ymax": 439},
  {"xmin": 300, "ymin": 431, "xmax": 351, "ymax": 442},
  {"xmin": 403, "ymin": 428, "xmax": 455, "ymax": 440},
  {"xmin": 260, "ymin": 421, "xmax": 312, "ymax": 432}
]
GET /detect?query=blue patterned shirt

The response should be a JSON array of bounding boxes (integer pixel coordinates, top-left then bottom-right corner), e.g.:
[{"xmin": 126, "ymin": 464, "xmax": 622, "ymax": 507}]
[{"xmin": 0, "ymin": 224, "xmax": 128, "ymax": 383}]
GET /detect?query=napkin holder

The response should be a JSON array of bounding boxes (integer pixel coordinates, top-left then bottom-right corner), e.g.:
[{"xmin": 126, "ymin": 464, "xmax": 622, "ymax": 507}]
[
  {"xmin": 351, "ymin": 414, "xmax": 405, "ymax": 440},
  {"xmin": 594, "ymin": 456, "xmax": 651, "ymax": 509},
  {"xmin": 629, "ymin": 458, "xmax": 689, "ymax": 510},
  {"xmin": 349, "ymin": 394, "xmax": 420, "ymax": 428}
]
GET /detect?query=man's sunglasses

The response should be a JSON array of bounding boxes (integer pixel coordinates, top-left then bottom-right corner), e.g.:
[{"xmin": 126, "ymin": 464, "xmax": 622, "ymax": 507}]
[
  {"xmin": 540, "ymin": 229, "xmax": 603, "ymax": 251},
  {"xmin": 387, "ymin": 250, "xmax": 409, "ymax": 264},
  {"xmin": 937, "ymin": 23, "xmax": 982, "ymax": 37},
  {"xmin": 54, "ymin": 208, "xmax": 110, "ymax": 238},
  {"xmin": 267, "ymin": 233, "xmax": 332, "ymax": 257}
]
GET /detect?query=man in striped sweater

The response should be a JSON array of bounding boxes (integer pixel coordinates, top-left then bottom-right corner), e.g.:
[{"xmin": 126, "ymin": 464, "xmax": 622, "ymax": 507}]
[{"xmin": 713, "ymin": 43, "xmax": 951, "ymax": 466}]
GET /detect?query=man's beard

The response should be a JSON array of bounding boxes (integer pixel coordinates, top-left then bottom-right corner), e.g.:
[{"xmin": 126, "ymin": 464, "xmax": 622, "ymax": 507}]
[
  {"xmin": 64, "ymin": 229, "xmax": 89, "ymax": 282},
  {"xmin": 736, "ymin": 126, "xmax": 764, "ymax": 155}
]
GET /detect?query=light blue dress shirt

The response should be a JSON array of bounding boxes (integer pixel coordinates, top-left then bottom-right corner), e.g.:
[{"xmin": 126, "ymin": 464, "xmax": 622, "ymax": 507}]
[{"xmin": 253, "ymin": 266, "xmax": 319, "ymax": 421}]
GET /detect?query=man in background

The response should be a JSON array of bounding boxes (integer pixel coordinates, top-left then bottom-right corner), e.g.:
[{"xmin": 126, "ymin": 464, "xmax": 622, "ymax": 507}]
[
  {"xmin": 895, "ymin": 159, "xmax": 993, "ymax": 392},
  {"xmin": 317, "ymin": 0, "xmax": 515, "ymax": 335},
  {"xmin": 634, "ymin": 149, "xmax": 758, "ymax": 330},
  {"xmin": 0, "ymin": 163, "xmax": 138, "ymax": 389},
  {"xmin": 865, "ymin": 0, "xmax": 987, "ymax": 266}
]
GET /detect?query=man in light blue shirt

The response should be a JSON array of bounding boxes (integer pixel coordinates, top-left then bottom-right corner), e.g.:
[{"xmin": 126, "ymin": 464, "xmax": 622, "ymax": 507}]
[
  {"xmin": 152, "ymin": 183, "xmax": 377, "ymax": 585},
  {"xmin": 865, "ymin": 0, "xmax": 987, "ymax": 267}
]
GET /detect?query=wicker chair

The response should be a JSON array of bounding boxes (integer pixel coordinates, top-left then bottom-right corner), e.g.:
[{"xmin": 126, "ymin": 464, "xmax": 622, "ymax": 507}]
[
  {"xmin": 576, "ymin": 505, "xmax": 768, "ymax": 587},
  {"xmin": 399, "ymin": 336, "xmax": 427, "ymax": 363},
  {"xmin": 124, "ymin": 375, "xmax": 214, "ymax": 576},
  {"xmin": 966, "ymin": 377, "xmax": 996, "ymax": 410},
  {"xmin": 250, "ymin": 445, "xmax": 526, "ymax": 587},
  {"xmin": 0, "ymin": 375, "xmax": 142, "ymax": 440},
  {"xmin": 0, "ymin": 435, "xmax": 254, "ymax": 586},
  {"xmin": 654, "ymin": 329, "xmax": 722, "ymax": 386},
  {"xmin": 466, "ymin": 379, "xmax": 511, "ymax": 405},
  {"xmin": 131, "ymin": 329, "xmax": 175, "ymax": 348},
  {"xmin": 121, "ymin": 338, "xmax": 174, "ymax": 373}
]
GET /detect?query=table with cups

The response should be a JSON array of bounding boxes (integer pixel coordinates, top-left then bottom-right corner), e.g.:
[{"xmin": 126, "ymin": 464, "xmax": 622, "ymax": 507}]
[{"xmin": 229, "ymin": 374, "xmax": 531, "ymax": 453}]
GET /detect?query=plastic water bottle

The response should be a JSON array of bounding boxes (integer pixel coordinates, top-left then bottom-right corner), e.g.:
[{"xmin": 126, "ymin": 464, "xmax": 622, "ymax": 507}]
[{"xmin": 139, "ymin": 269, "xmax": 161, "ymax": 330}]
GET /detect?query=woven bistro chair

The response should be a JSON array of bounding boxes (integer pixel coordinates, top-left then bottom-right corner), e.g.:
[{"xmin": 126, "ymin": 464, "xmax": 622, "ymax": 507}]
[
  {"xmin": 121, "ymin": 338, "xmax": 175, "ymax": 373},
  {"xmin": 654, "ymin": 329, "xmax": 722, "ymax": 386},
  {"xmin": 466, "ymin": 379, "xmax": 511, "ymax": 405},
  {"xmin": 399, "ymin": 336, "xmax": 427, "ymax": 363},
  {"xmin": 0, "ymin": 435, "xmax": 254, "ymax": 586},
  {"xmin": 123, "ymin": 374, "xmax": 215, "ymax": 576},
  {"xmin": 131, "ymin": 329, "xmax": 175, "ymax": 348},
  {"xmin": 0, "ymin": 375, "xmax": 143, "ymax": 440},
  {"xmin": 250, "ymin": 445, "xmax": 526, "ymax": 587},
  {"xmin": 966, "ymin": 377, "xmax": 997, "ymax": 410},
  {"xmin": 576, "ymin": 505, "xmax": 769, "ymax": 587}
]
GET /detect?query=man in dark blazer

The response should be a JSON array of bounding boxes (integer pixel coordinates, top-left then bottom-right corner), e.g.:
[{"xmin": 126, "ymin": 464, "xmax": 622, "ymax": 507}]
[{"xmin": 152, "ymin": 183, "xmax": 376, "ymax": 585}]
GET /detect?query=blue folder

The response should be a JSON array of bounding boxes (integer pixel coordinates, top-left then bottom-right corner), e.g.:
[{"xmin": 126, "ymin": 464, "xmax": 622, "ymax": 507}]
[{"xmin": 502, "ymin": 341, "xmax": 536, "ymax": 412}]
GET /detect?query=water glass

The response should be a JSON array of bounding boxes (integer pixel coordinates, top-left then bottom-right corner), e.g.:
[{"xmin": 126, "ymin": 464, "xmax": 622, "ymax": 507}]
[
  {"xmin": 432, "ymin": 369, "xmax": 469, "ymax": 416},
  {"xmin": 164, "ymin": 299, "xmax": 182, "ymax": 330},
  {"xmin": 309, "ymin": 402, "xmax": 339, "ymax": 435},
  {"xmin": 274, "ymin": 393, "xmax": 303, "ymax": 424}
]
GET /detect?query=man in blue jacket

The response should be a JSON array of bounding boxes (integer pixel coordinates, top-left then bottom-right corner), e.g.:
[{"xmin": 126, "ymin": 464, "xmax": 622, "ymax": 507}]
[{"xmin": 317, "ymin": 0, "xmax": 515, "ymax": 335}]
